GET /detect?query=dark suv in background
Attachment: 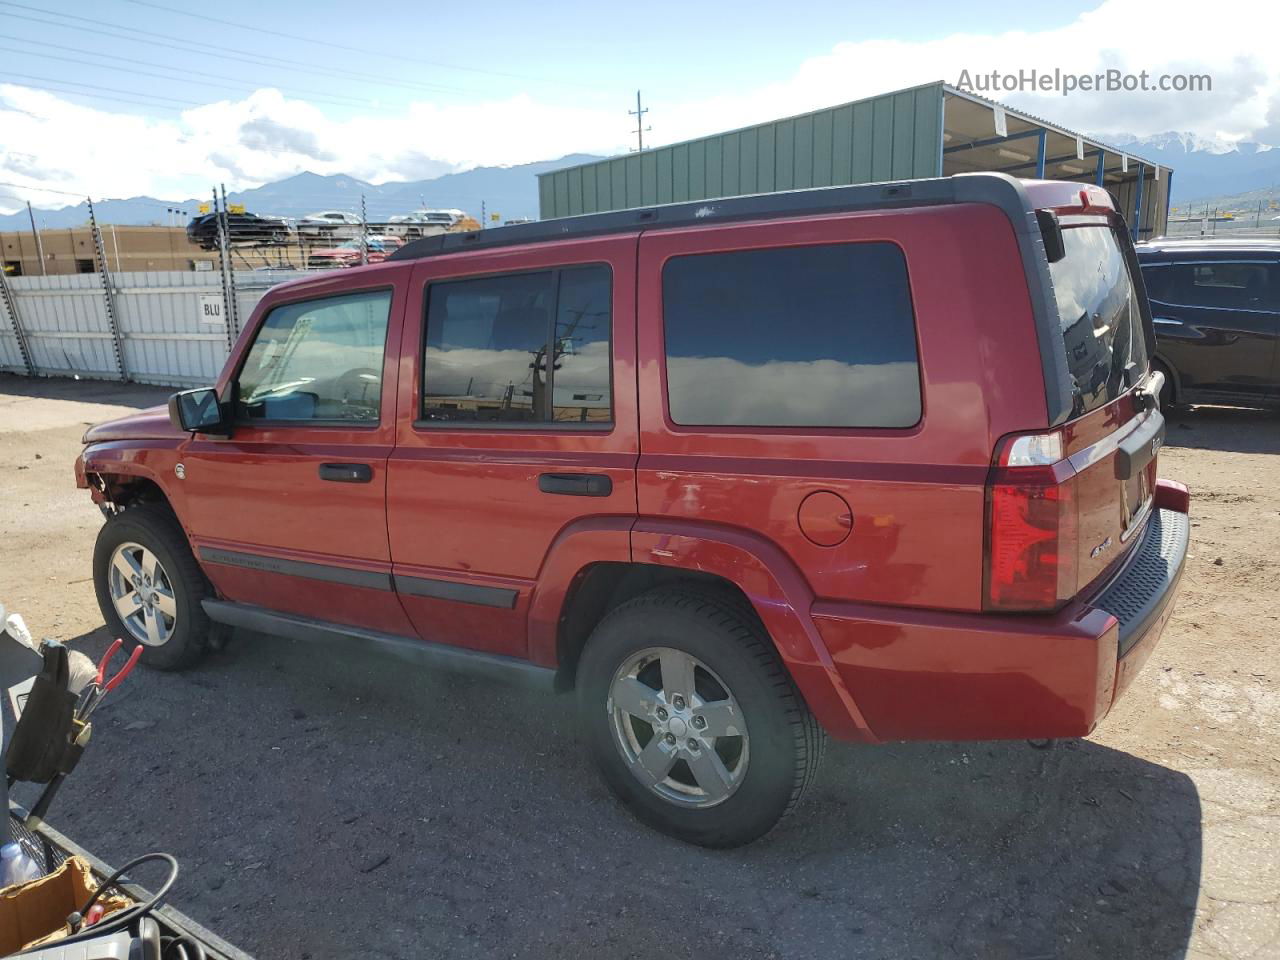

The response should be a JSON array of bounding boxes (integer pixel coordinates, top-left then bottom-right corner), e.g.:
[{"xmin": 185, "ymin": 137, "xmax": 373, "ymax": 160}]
[{"xmin": 1137, "ymin": 239, "xmax": 1280, "ymax": 409}]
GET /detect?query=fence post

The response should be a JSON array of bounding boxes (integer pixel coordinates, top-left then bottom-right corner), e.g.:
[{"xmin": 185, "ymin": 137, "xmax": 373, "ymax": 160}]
[
  {"xmin": 213, "ymin": 189, "xmax": 235, "ymax": 359},
  {"xmin": 87, "ymin": 198, "xmax": 128, "ymax": 382},
  {"xmin": 0, "ymin": 267, "xmax": 35, "ymax": 376},
  {"xmin": 219, "ymin": 184, "xmax": 240, "ymax": 345},
  {"xmin": 360, "ymin": 194, "xmax": 368, "ymax": 266}
]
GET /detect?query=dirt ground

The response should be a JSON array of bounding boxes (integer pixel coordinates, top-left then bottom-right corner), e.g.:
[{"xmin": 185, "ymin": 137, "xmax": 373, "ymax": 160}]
[{"xmin": 0, "ymin": 373, "xmax": 1277, "ymax": 960}]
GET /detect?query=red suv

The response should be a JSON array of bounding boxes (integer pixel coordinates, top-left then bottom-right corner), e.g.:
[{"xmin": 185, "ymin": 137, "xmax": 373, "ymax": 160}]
[{"xmin": 76, "ymin": 173, "xmax": 1189, "ymax": 847}]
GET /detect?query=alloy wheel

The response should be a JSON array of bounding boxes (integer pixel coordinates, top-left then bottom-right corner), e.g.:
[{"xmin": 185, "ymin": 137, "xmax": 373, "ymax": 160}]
[
  {"xmin": 607, "ymin": 647, "xmax": 749, "ymax": 808},
  {"xmin": 107, "ymin": 541, "xmax": 176, "ymax": 646}
]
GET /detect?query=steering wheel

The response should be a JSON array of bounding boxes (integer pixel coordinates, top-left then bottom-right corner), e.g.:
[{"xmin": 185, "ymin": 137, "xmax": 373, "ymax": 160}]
[{"xmin": 334, "ymin": 367, "xmax": 382, "ymax": 413}]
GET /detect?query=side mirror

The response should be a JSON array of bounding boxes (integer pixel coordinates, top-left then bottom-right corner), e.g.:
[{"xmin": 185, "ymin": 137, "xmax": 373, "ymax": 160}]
[{"xmin": 168, "ymin": 388, "xmax": 229, "ymax": 436}]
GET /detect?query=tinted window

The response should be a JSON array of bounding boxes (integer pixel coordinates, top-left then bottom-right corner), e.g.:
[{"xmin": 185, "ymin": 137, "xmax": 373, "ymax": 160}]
[
  {"xmin": 1139, "ymin": 263, "xmax": 1173, "ymax": 302},
  {"xmin": 1166, "ymin": 261, "xmax": 1277, "ymax": 311},
  {"xmin": 422, "ymin": 265, "xmax": 612, "ymax": 423},
  {"xmin": 552, "ymin": 267, "xmax": 612, "ymax": 422},
  {"xmin": 237, "ymin": 290, "xmax": 391, "ymax": 423},
  {"xmin": 661, "ymin": 243, "xmax": 921, "ymax": 428},
  {"xmin": 1049, "ymin": 226, "xmax": 1147, "ymax": 416}
]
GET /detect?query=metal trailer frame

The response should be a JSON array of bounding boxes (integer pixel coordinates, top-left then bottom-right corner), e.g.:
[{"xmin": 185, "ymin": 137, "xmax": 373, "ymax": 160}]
[{"xmin": 7, "ymin": 802, "xmax": 255, "ymax": 960}]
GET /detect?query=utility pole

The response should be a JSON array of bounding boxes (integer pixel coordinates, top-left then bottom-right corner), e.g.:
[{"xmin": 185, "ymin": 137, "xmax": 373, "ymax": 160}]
[
  {"xmin": 481, "ymin": 200, "xmax": 486, "ymax": 229},
  {"xmin": 26, "ymin": 202, "xmax": 46, "ymax": 275},
  {"xmin": 629, "ymin": 90, "xmax": 651, "ymax": 152}
]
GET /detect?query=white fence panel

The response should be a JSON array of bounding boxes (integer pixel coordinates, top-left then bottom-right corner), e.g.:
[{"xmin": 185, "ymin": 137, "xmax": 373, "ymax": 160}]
[
  {"xmin": 9, "ymin": 274, "xmax": 119, "ymax": 379},
  {"xmin": 115, "ymin": 271, "xmax": 229, "ymax": 386},
  {"xmin": 2, "ymin": 267, "xmax": 334, "ymax": 387},
  {"xmin": 0, "ymin": 283, "xmax": 25, "ymax": 374}
]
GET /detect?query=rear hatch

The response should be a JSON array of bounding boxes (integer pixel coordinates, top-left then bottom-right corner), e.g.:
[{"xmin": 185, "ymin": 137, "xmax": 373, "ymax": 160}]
[
  {"xmin": 985, "ymin": 204, "xmax": 1163, "ymax": 611},
  {"xmin": 1052, "ymin": 217, "xmax": 1161, "ymax": 589}
]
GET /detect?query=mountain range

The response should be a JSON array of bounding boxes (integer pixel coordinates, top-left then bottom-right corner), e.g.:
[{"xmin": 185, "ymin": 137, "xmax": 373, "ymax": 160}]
[
  {"xmin": 3, "ymin": 133, "xmax": 1278, "ymax": 232},
  {"xmin": 1098, "ymin": 133, "xmax": 1277, "ymax": 210},
  {"xmin": 0, "ymin": 154, "xmax": 603, "ymax": 231}
]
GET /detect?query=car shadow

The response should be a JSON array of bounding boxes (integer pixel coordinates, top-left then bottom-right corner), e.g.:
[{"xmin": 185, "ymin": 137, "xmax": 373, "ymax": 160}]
[
  {"xmin": 40, "ymin": 628, "xmax": 1202, "ymax": 960},
  {"xmin": 1163, "ymin": 403, "xmax": 1280, "ymax": 455},
  {"xmin": 0, "ymin": 372, "xmax": 175, "ymax": 410}
]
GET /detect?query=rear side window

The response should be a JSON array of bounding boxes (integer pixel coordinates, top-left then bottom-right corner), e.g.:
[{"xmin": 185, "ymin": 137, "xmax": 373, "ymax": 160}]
[
  {"xmin": 422, "ymin": 265, "xmax": 612, "ymax": 424},
  {"xmin": 1152, "ymin": 261, "xmax": 1279, "ymax": 311},
  {"xmin": 1049, "ymin": 226, "xmax": 1148, "ymax": 416},
  {"xmin": 661, "ymin": 243, "xmax": 921, "ymax": 428}
]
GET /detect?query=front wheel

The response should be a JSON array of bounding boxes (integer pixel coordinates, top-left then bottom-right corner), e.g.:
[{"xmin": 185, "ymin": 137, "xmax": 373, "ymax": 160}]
[
  {"xmin": 577, "ymin": 587, "xmax": 824, "ymax": 847},
  {"xmin": 93, "ymin": 504, "xmax": 212, "ymax": 671}
]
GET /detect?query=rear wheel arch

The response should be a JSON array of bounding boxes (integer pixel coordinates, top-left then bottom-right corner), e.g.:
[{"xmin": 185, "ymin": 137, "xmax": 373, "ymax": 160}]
[
  {"xmin": 552, "ymin": 562, "xmax": 759, "ymax": 692},
  {"xmin": 1151, "ymin": 354, "xmax": 1180, "ymax": 407},
  {"xmin": 544, "ymin": 521, "xmax": 872, "ymax": 742}
]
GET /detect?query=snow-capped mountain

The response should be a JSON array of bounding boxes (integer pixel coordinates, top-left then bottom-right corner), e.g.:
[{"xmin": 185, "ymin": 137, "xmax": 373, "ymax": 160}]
[{"xmin": 1099, "ymin": 132, "xmax": 1278, "ymax": 204}]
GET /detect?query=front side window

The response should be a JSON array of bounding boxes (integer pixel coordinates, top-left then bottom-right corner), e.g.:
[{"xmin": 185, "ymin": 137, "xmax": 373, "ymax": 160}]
[
  {"xmin": 421, "ymin": 265, "xmax": 612, "ymax": 424},
  {"xmin": 236, "ymin": 290, "xmax": 391, "ymax": 423},
  {"xmin": 661, "ymin": 242, "xmax": 921, "ymax": 428}
]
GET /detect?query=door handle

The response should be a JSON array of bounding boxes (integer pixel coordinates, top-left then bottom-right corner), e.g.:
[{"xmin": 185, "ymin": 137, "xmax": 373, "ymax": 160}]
[
  {"xmin": 319, "ymin": 462, "xmax": 373, "ymax": 483},
  {"xmin": 538, "ymin": 473, "xmax": 612, "ymax": 497}
]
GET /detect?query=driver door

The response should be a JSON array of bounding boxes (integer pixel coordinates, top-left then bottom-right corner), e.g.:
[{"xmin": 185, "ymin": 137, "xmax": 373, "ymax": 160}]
[{"xmin": 179, "ymin": 269, "xmax": 414, "ymax": 636}]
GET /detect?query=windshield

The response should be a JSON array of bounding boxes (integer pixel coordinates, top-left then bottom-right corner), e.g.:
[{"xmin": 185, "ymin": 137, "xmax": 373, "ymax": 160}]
[{"xmin": 1049, "ymin": 224, "xmax": 1149, "ymax": 417}]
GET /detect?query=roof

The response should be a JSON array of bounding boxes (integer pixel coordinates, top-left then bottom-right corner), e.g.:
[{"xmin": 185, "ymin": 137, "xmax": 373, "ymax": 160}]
[
  {"xmin": 540, "ymin": 82, "xmax": 1168, "ymax": 182},
  {"xmin": 1136, "ymin": 237, "xmax": 1280, "ymax": 255},
  {"xmin": 390, "ymin": 171, "xmax": 1088, "ymax": 264}
]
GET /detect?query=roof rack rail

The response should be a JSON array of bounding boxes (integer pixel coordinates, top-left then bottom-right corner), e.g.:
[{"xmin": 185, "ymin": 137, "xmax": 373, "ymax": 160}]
[{"xmin": 388, "ymin": 172, "xmax": 1027, "ymax": 263}]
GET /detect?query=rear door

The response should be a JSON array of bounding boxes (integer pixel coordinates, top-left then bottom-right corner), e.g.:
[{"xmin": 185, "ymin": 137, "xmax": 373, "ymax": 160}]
[
  {"xmin": 1048, "ymin": 220, "xmax": 1161, "ymax": 589},
  {"xmin": 1143, "ymin": 256, "xmax": 1280, "ymax": 401},
  {"xmin": 386, "ymin": 236, "xmax": 639, "ymax": 658}
]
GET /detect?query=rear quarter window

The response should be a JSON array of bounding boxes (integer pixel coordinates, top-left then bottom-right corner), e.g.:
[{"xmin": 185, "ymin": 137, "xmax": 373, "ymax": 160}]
[{"xmin": 661, "ymin": 242, "xmax": 922, "ymax": 428}]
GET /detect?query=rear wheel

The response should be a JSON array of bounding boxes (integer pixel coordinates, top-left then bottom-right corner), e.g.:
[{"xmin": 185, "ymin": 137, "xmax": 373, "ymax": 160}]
[
  {"xmin": 577, "ymin": 586, "xmax": 824, "ymax": 847},
  {"xmin": 93, "ymin": 504, "xmax": 211, "ymax": 670}
]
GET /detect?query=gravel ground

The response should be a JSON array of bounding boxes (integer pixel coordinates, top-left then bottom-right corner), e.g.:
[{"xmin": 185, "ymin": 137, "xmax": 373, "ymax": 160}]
[{"xmin": 1, "ymin": 373, "xmax": 1277, "ymax": 960}]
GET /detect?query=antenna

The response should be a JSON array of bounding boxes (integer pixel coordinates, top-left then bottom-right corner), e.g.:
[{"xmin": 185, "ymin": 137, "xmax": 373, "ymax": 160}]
[{"xmin": 628, "ymin": 90, "xmax": 651, "ymax": 152}]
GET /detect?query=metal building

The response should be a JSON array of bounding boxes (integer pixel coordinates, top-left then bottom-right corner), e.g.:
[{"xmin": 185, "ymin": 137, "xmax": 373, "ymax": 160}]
[{"xmin": 538, "ymin": 81, "xmax": 1171, "ymax": 239}]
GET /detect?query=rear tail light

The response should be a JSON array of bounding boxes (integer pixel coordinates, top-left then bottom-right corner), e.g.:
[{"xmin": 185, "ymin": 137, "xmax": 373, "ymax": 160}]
[{"xmin": 984, "ymin": 430, "xmax": 1079, "ymax": 611}]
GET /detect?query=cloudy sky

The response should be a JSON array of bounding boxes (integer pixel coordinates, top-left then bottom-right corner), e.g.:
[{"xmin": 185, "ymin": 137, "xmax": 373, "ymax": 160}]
[{"xmin": 1, "ymin": 0, "xmax": 1277, "ymax": 214}]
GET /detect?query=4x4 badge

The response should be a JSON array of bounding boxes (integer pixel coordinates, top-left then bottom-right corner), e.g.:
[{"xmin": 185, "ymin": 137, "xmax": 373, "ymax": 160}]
[{"xmin": 1090, "ymin": 536, "xmax": 1113, "ymax": 560}]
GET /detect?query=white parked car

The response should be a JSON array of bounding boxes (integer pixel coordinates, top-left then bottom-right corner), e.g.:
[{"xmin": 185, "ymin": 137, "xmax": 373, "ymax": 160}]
[
  {"xmin": 297, "ymin": 211, "xmax": 364, "ymax": 239},
  {"xmin": 384, "ymin": 208, "xmax": 469, "ymax": 239}
]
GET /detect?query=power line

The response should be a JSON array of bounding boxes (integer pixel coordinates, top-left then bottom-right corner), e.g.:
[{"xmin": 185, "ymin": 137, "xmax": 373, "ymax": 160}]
[
  {"xmin": 113, "ymin": 0, "xmax": 601, "ymax": 91},
  {"xmin": 0, "ymin": 75, "xmax": 189, "ymax": 111},
  {"xmin": 0, "ymin": 180, "xmax": 188, "ymax": 209},
  {"xmin": 0, "ymin": 66, "xmax": 210, "ymax": 107},
  {"xmin": 0, "ymin": 34, "xmax": 378, "ymax": 109},
  {"xmin": 0, "ymin": 4, "xmax": 473, "ymax": 98}
]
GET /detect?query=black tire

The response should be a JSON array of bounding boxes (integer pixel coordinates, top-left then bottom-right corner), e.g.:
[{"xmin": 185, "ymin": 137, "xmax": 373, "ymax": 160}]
[
  {"xmin": 577, "ymin": 586, "xmax": 824, "ymax": 847},
  {"xmin": 93, "ymin": 503, "xmax": 212, "ymax": 671}
]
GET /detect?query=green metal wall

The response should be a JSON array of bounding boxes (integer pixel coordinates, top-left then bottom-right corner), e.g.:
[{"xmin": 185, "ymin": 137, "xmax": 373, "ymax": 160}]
[{"xmin": 538, "ymin": 82, "xmax": 945, "ymax": 220}]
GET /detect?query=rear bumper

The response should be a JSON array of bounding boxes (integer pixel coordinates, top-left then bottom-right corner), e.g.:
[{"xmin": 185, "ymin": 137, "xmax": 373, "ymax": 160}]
[{"xmin": 812, "ymin": 507, "xmax": 1189, "ymax": 742}]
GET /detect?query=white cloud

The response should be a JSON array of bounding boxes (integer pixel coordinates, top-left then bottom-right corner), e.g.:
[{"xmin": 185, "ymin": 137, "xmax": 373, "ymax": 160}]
[{"xmin": 2, "ymin": 0, "xmax": 1277, "ymax": 213}]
